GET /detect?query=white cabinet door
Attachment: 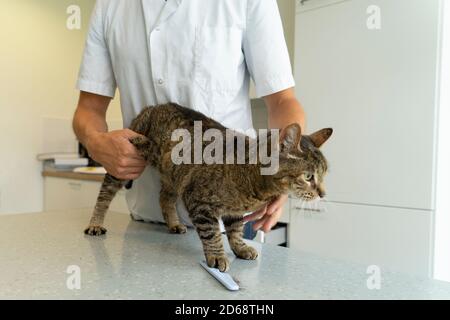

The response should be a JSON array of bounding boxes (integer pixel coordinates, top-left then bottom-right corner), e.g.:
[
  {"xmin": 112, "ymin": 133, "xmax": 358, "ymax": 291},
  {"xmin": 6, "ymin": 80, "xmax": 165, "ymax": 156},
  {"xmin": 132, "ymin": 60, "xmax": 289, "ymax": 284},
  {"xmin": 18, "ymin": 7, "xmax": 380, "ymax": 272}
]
[
  {"xmin": 289, "ymin": 199, "xmax": 432, "ymax": 276},
  {"xmin": 44, "ymin": 177, "xmax": 129, "ymax": 214},
  {"xmin": 294, "ymin": 0, "xmax": 440, "ymax": 210}
]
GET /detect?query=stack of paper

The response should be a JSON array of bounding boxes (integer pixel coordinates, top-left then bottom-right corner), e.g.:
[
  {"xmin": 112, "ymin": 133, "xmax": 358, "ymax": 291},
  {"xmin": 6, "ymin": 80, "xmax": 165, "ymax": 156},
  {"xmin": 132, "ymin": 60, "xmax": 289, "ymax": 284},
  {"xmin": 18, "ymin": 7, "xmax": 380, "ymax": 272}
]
[{"xmin": 37, "ymin": 152, "xmax": 88, "ymax": 168}]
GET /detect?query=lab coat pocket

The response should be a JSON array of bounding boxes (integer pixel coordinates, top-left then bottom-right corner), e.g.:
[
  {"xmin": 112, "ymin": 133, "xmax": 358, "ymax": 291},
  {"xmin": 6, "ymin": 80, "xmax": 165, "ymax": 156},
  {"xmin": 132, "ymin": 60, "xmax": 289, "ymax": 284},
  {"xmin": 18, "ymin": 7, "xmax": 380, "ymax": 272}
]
[{"xmin": 194, "ymin": 26, "xmax": 244, "ymax": 115}]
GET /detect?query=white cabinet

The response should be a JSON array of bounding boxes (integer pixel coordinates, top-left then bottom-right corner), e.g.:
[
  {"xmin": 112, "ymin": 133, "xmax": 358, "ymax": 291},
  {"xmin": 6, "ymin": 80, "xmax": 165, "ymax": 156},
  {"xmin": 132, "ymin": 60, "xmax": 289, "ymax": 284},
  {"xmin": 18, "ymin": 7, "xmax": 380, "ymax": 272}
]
[
  {"xmin": 294, "ymin": 0, "xmax": 440, "ymax": 210},
  {"xmin": 289, "ymin": 199, "xmax": 432, "ymax": 275},
  {"xmin": 44, "ymin": 177, "xmax": 129, "ymax": 213},
  {"xmin": 291, "ymin": 0, "xmax": 442, "ymax": 275},
  {"xmin": 295, "ymin": 0, "xmax": 347, "ymax": 13}
]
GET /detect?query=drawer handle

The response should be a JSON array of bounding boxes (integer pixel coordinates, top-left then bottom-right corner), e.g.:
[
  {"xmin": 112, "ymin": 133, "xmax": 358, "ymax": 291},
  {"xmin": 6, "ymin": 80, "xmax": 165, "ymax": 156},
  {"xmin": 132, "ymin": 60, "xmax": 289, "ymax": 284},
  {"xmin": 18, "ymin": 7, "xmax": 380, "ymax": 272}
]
[
  {"xmin": 68, "ymin": 182, "xmax": 82, "ymax": 189},
  {"xmin": 293, "ymin": 206, "xmax": 322, "ymax": 213}
]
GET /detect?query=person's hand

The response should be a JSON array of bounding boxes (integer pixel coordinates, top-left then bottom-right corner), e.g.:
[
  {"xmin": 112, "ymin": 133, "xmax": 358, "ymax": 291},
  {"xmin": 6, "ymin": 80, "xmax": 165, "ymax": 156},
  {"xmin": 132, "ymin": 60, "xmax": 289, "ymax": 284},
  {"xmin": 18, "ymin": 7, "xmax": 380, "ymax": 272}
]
[
  {"xmin": 243, "ymin": 194, "xmax": 288, "ymax": 233},
  {"xmin": 85, "ymin": 129, "xmax": 147, "ymax": 180}
]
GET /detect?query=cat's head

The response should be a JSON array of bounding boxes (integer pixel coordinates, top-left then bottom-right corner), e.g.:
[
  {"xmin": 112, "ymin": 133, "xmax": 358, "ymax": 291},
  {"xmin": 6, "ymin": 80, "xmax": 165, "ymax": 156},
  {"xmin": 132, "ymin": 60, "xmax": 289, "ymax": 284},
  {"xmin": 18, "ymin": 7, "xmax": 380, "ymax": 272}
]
[{"xmin": 278, "ymin": 124, "xmax": 333, "ymax": 201}]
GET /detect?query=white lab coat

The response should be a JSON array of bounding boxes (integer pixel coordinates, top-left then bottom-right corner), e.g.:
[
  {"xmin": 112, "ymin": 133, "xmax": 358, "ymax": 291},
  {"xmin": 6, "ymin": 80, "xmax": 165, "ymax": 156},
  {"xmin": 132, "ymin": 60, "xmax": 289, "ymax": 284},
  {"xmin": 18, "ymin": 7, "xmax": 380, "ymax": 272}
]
[{"xmin": 77, "ymin": 0, "xmax": 295, "ymax": 225}]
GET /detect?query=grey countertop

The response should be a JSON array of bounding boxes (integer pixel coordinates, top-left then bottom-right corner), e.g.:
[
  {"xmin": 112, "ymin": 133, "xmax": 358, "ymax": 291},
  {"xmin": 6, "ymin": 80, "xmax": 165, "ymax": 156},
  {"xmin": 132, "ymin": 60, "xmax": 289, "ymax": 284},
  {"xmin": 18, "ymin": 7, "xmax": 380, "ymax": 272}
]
[{"xmin": 1, "ymin": 209, "xmax": 450, "ymax": 300}]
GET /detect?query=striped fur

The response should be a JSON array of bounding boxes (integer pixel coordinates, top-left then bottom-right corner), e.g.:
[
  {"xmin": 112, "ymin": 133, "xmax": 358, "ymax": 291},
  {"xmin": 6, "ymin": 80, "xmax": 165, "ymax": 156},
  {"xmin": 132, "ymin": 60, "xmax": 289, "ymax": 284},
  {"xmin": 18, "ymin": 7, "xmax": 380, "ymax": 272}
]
[{"xmin": 84, "ymin": 103, "xmax": 332, "ymax": 272}]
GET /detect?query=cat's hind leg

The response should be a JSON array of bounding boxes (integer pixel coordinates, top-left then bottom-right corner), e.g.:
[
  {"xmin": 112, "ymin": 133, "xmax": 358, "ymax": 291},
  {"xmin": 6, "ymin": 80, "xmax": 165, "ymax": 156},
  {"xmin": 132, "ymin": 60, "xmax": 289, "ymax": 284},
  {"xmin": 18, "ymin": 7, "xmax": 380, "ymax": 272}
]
[
  {"xmin": 160, "ymin": 182, "xmax": 186, "ymax": 234},
  {"xmin": 223, "ymin": 215, "xmax": 258, "ymax": 260},
  {"xmin": 84, "ymin": 174, "xmax": 125, "ymax": 236},
  {"xmin": 129, "ymin": 135, "xmax": 159, "ymax": 166}
]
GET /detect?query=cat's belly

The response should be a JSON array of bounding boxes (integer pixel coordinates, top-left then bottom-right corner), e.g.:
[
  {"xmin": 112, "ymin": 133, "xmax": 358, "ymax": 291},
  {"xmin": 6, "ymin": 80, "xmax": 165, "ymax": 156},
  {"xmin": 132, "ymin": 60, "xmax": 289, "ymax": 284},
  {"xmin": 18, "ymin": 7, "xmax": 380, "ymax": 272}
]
[{"xmin": 217, "ymin": 198, "xmax": 272, "ymax": 217}]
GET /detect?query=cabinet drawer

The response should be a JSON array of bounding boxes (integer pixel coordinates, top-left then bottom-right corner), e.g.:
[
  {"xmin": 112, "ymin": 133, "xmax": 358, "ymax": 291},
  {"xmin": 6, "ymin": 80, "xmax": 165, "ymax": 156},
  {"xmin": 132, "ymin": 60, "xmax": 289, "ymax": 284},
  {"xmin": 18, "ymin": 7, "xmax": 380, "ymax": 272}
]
[
  {"xmin": 44, "ymin": 177, "xmax": 99, "ymax": 211},
  {"xmin": 264, "ymin": 225, "xmax": 287, "ymax": 246},
  {"xmin": 44, "ymin": 177, "xmax": 129, "ymax": 213},
  {"xmin": 289, "ymin": 199, "xmax": 432, "ymax": 276}
]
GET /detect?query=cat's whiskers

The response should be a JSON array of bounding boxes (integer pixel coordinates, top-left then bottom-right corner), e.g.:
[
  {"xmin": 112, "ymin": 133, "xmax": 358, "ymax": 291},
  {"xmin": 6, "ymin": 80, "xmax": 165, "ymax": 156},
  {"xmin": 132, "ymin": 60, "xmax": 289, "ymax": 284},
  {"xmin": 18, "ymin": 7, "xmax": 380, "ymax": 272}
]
[
  {"xmin": 307, "ymin": 200, "xmax": 314, "ymax": 212},
  {"xmin": 299, "ymin": 198, "xmax": 307, "ymax": 212},
  {"xmin": 310, "ymin": 199, "xmax": 319, "ymax": 213},
  {"xmin": 312, "ymin": 198, "xmax": 320, "ymax": 212},
  {"xmin": 317, "ymin": 196, "xmax": 330, "ymax": 213}
]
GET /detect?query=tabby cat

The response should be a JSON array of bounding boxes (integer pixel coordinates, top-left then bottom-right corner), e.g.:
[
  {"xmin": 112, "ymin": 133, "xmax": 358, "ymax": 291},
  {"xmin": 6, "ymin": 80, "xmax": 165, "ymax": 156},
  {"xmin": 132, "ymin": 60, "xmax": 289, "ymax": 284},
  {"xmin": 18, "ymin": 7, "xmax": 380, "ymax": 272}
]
[{"xmin": 84, "ymin": 103, "xmax": 332, "ymax": 272}]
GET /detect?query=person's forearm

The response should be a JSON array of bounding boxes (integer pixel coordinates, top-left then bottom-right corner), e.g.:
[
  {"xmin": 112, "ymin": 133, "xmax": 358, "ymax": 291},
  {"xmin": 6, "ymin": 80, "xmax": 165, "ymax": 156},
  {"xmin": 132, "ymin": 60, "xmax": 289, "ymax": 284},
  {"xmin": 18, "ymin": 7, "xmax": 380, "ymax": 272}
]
[
  {"xmin": 72, "ymin": 92, "xmax": 146, "ymax": 180},
  {"xmin": 73, "ymin": 107, "xmax": 108, "ymax": 147},
  {"xmin": 267, "ymin": 97, "xmax": 306, "ymax": 132},
  {"xmin": 73, "ymin": 92, "xmax": 111, "ymax": 149}
]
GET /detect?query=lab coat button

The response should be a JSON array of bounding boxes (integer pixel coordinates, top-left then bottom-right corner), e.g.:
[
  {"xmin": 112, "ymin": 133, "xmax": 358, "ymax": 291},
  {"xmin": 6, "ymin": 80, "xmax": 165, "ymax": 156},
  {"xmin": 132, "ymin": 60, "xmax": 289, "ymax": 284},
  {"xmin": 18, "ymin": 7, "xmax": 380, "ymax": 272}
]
[{"xmin": 158, "ymin": 79, "xmax": 164, "ymax": 85}]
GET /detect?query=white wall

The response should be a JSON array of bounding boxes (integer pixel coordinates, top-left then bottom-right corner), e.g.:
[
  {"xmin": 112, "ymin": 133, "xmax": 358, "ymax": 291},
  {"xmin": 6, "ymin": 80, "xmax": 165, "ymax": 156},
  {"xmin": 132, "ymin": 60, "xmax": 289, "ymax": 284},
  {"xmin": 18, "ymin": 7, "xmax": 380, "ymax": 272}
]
[
  {"xmin": 277, "ymin": 0, "xmax": 296, "ymax": 64},
  {"xmin": 0, "ymin": 0, "xmax": 122, "ymax": 214}
]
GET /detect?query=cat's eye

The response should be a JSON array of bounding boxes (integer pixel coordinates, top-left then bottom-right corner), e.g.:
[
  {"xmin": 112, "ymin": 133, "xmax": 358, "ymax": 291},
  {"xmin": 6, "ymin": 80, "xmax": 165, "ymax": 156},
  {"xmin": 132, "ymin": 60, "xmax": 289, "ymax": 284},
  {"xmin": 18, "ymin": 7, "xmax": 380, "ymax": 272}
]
[{"xmin": 304, "ymin": 173, "xmax": 314, "ymax": 182}]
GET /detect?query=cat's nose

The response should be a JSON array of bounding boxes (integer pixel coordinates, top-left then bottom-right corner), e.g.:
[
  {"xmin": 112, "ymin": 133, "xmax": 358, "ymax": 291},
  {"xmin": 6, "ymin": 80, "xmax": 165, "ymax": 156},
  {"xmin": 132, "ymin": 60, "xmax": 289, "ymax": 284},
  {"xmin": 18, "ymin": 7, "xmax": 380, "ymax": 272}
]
[{"xmin": 318, "ymin": 190, "xmax": 326, "ymax": 198}]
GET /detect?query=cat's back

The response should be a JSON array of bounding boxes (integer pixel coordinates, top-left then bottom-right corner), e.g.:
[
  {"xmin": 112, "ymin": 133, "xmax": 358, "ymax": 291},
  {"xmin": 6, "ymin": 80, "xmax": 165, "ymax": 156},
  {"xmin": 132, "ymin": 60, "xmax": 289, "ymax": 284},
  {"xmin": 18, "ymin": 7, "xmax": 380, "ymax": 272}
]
[
  {"xmin": 132, "ymin": 103, "xmax": 227, "ymax": 138},
  {"xmin": 161, "ymin": 103, "xmax": 227, "ymax": 132}
]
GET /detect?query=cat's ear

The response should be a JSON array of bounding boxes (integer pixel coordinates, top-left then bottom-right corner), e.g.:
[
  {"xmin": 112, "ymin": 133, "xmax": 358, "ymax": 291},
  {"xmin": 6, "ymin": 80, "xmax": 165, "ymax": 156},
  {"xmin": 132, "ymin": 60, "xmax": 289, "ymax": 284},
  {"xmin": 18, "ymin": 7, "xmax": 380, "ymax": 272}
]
[
  {"xmin": 280, "ymin": 123, "xmax": 302, "ymax": 152},
  {"xmin": 309, "ymin": 128, "xmax": 333, "ymax": 148}
]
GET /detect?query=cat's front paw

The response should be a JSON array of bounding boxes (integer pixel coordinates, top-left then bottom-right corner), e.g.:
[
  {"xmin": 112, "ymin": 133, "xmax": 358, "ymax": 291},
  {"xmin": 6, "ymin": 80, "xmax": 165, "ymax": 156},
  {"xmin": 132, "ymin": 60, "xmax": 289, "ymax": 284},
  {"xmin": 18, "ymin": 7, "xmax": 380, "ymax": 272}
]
[
  {"xmin": 233, "ymin": 245, "xmax": 259, "ymax": 260},
  {"xmin": 168, "ymin": 223, "xmax": 187, "ymax": 234},
  {"xmin": 206, "ymin": 254, "xmax": 230, "ymax": 272},
  {"xmin": 84, "ymin": 225, "xmax": 107, "ymax": 236}
]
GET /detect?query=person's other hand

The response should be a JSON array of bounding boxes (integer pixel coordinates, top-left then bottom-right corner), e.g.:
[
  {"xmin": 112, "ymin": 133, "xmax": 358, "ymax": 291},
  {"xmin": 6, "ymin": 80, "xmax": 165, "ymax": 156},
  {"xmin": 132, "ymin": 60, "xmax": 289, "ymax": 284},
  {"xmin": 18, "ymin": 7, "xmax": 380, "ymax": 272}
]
[
  {"xmin": 243, "ymin": 194, "xmax": 288, "ymax": 233},
  {"xmin": 86, "ymin": 129, "xmax": 147, "ymax": 180}
]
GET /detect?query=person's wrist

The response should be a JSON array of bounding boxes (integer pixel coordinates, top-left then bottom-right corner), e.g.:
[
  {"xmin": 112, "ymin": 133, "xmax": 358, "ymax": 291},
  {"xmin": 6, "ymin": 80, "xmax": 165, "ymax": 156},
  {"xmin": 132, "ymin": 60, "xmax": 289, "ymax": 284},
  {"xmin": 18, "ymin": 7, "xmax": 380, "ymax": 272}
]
[{"xmin": 84, "ymin": 131, "xmax": 104, "ymax": 155}]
